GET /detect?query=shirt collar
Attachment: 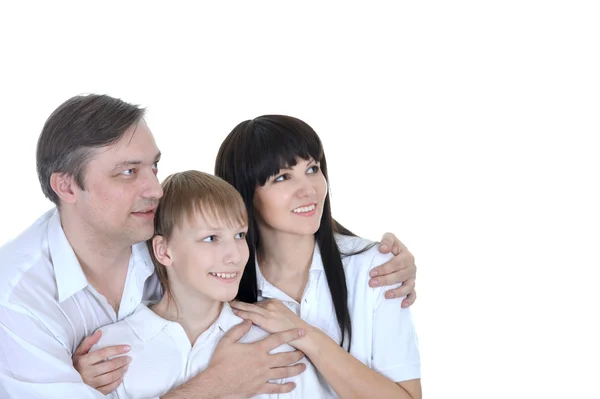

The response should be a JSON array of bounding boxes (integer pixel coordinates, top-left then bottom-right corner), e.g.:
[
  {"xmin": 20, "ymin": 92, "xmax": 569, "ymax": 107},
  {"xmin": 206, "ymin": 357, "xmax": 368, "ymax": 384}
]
[
  {"xmin": 126, "ymin": 302, "xmax": 242, "ymax": 342},
  {"xmin": 48, "ymin": 208, "xmax": 155, "ymax": 303},
  {"xmin": 214, "ymin": 302, "xmax": 244, "ymax": 332},
  {"xmin": 47, "ymin": 209, "xmax": 89, "ymax": 303}
]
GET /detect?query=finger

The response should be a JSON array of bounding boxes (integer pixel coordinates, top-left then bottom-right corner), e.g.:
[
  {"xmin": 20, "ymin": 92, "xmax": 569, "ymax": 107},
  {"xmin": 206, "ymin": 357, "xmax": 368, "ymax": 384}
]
[
  {"xmin": 260, "ymin": 328, "xmax": 305, "ymax": 351},
  {"xmin": 230, "ymin": 301, "xmax": 267, "ymax": 315},
  {"xmin": 86, "ymin": 345, "xmax": 131, "ymax": 366},
  {"xmin": 401, "ymin": 289, "xmax": 417, "ymax": 308},
  {"xmin": 96, "ymin": 377, "xmax": 123, "ymax": 395},
  {"xmin": 220, "ymin": 319, "xmax": 252, "ymax": 343},
  {"xmin": 375, "ymin": 266, "xmax": 415, "ymax": 288},
  {"xmin": 384, "ymin": 278, "xmax": 416, "ymax": 300},
  {"xmin": 74, "ymin": 330, "xmax": 102, "ymax": 356},
  {"xmin": 369, "ymin": 251, "xmax": 410, "ymax": 279},
  {"xmin": 267, "ymin": 363, "xmax": 306, "ymax": 380},
  {"xmin": 93, "ymin": 361, "xmax": 130, "ymax": 388},
  {"xmin": 231, "ymin": 309, "xmax": 267, "ymax": 327},
  {"xmin": 269, "ymin": 349, "xmax": 305, "ymax": 367},
  {"xmin": 260, "ymin": 381, "xmax": 297, "ymax": 395},
  {"xmin": 93, "ymin": 355, "xmax": 132, "ymax": 376},
  {"xmin": 378, "ymin": 232, "xmax": 396, "ymax": 253}
]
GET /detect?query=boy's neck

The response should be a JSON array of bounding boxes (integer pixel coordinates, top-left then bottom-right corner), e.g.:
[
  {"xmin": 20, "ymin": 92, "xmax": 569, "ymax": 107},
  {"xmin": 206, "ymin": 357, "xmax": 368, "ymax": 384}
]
[{"xmin": 152, "ymin": 290, "xmax": 223, "ymax": 346}]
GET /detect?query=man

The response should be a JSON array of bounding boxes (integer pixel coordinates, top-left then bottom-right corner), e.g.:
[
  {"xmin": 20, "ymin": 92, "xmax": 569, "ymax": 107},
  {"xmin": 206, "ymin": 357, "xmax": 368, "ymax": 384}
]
[{"xmin": 0, "ymin": 94, "xmax": 417, "ymax": 398}]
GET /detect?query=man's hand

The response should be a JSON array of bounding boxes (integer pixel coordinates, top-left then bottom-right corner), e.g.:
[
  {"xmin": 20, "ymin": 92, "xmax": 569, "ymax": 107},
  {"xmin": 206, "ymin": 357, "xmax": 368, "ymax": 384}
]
[
  {"xmin": 168, "ymin": 320, "xmax": 306, "ymax": 398},
  {"xmin": 72, "ymin": 330, "xmax": 132, "ymax": 395},
  {"xmin": 370, "ymin": 232, "xmax": 417, "ymax": 308}
]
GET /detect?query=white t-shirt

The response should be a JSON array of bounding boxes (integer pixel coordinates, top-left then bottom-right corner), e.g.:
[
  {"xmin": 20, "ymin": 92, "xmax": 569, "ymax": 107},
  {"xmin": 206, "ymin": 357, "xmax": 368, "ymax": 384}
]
[
  {"xmin": 92, "ymin": 302, "xmax": 324, "ymax": 399},
  {"xmin": 0, "ymin": 208, "xmax": 161, "ymax": 399},
  {"xmin": 256, "ymin": 234, "xmax": 421, "ymax": 397}
]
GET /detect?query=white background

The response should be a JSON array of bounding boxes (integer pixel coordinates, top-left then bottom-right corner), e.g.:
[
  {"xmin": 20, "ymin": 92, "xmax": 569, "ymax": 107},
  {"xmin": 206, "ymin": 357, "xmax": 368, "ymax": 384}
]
[{"xmin": 1, "ymin": 1, "xmax": 598, "ymax": 398}]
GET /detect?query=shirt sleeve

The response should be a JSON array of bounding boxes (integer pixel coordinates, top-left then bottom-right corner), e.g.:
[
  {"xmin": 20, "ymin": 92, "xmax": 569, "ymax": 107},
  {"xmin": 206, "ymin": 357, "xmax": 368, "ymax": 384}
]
[
  {"xmin": 0, "ymin": 304, "xmax": 106, "ymax": 399},
  {"xmin": 370, "ymin": 256, "xmax": 421, "ymax": 383}
]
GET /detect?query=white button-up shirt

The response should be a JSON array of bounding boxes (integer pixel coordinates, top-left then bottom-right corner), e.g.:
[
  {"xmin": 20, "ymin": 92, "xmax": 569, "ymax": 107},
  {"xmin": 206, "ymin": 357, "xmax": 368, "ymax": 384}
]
[
  {"xmin": 0, "ymin": 209, "xmax": 161, "ymax": 399},
  {"xmin": 256, "ymin": 234, "xmax": 421, "ymax": 397},
  {"xmin": 92, "ymin": 302, "xmax": 324, "ymax": 399}
]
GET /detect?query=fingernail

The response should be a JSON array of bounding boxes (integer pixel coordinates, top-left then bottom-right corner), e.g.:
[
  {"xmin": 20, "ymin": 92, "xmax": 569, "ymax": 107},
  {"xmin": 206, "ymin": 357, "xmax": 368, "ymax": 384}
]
[
  {"xmin": 386, "ymin": 291, "xmax": 395, "ymax": 299},
  {"xmin": 380, "ymin": 245, "xmax": 389, "ymax": 251},
  {"xmin": 370, "ymin": 279, "xmax": 379, "ymax": 287},
  {"xmin": 370, "ymin": 270, "xmax": 378, "ymax": 277},
  {"xmin": 126, "ymin": 357, "xmax": 133, "ymax": 364},
  {"xmin": 298, "ymin": 329, "xmax": 305, "ymax": 337},
  {"xmin": 123, "ymin": 345, "xmax": 131, "ymax": 352}
]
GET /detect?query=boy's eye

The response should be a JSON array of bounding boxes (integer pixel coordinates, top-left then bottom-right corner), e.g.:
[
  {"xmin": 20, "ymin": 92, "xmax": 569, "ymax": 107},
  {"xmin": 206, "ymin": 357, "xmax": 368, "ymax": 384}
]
[
  {"xmin": 121, "ymin": 169, "xmax": 135, "ymax": 176},
  {"xmin": 235, "ymin": 232, "xmax": 246, "ymax": 239},
  {"xmin": 202, "ymin": 236, "xmax": 216, "ymax": 243}
]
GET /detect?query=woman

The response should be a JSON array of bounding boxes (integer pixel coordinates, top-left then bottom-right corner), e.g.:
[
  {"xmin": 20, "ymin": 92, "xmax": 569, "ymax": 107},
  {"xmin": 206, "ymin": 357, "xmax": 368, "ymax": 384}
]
[{"xmin": 215, "ymin": 115, "xmax": 422, "ymax": 399}]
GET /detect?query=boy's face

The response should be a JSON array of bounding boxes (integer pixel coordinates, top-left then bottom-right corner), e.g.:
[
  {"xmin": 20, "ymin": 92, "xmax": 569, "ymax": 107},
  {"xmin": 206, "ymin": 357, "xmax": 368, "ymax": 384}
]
[{"xmin": 166, "ymin": 211, "xmax": 249, "ymax": 302}]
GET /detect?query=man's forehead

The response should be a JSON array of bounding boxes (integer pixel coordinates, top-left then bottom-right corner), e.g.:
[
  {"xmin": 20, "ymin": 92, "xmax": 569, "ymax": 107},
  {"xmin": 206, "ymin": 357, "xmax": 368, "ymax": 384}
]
[{"xmin": 90, "ymin": 126, "xmax": 160, "ymax": 163}]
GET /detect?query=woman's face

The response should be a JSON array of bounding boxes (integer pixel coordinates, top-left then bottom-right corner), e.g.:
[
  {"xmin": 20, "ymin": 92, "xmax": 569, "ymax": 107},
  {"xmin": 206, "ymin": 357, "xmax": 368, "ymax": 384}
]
[{"xmin": 253, "ymin": 157, "xmax": 328, "ymax": 237}]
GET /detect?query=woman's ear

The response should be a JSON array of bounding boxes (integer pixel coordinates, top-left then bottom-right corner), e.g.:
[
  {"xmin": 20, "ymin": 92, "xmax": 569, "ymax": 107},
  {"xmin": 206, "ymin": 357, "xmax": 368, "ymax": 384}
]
[{"xmin": 152, "ymin": 235, "xmax": 173, "ymax": 267}]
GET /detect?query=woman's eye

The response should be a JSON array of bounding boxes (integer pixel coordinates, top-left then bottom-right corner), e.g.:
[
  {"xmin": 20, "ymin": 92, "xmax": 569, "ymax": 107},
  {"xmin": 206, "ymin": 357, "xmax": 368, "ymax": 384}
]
[
  {"xmin": 307, "ymin": 165, "xmax": 320, "ymax": 174},
  {"xmin": 274, "ymin": 174, "xmax": 287, "ymax": 182},
  {"xmin": 235, "ymin": 232, "xmax": 247, "ymax": 239}
]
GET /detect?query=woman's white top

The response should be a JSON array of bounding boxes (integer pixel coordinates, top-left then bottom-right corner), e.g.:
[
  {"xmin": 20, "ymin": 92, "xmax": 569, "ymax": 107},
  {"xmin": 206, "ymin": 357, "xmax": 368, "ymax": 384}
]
[{"xmin": 256, "ymin": 234, "xmax": 421, "ymax": 397}]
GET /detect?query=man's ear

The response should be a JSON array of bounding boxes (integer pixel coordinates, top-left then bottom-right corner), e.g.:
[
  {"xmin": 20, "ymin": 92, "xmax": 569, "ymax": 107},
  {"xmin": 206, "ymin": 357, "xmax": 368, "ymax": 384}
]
[
  {"xmin": 49, "ymin": 172, "xmax": 77, "ymax": 204},
  {"xmin": 152, "ymin": 235, "xmax": 173, "ymax": 267}
]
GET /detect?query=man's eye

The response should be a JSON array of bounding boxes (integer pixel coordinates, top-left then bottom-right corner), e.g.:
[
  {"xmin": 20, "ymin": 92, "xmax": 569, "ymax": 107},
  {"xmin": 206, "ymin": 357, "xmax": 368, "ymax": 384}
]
[
  {"xmin": 202, "ymin": 236, "xmax": 216, "ymax": 243},
  {"xmin": 121, "ymin": 169, "xmax": 135, "ymax": 176}
]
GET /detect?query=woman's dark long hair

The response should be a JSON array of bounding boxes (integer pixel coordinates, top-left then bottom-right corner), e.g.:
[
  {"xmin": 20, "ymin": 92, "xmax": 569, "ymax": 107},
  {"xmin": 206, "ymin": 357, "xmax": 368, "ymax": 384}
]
[{"xmin": 215, "ymin": 115, "xmax": 359, "ymax": 350}]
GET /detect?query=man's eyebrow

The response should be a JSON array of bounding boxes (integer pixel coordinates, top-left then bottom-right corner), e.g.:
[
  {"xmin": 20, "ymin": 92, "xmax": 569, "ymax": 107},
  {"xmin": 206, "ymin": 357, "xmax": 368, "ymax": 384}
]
[{"xmin": 112, "ymin": 151, "xmax": 161, "ymax": 171}]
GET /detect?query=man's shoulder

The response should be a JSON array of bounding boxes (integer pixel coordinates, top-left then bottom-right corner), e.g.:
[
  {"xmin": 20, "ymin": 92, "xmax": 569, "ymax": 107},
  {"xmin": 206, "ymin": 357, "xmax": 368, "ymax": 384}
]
[{"xmin": 0, "ymin": 209, "xmax": 55, "ymax": 304}]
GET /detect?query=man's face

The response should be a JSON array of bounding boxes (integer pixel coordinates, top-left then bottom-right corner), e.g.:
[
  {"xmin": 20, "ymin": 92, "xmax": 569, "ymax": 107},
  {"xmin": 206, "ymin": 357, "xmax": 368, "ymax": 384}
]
[{"xmin": 71, "ymin": 120, "xmax": 163, "ymax": 246}]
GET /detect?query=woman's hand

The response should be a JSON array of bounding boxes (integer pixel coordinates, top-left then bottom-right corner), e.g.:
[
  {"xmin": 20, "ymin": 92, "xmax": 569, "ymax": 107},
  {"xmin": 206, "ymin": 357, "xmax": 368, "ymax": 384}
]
[{"xmin": 230, "ymin": 299, "xmax": 311, "ymax": 338}]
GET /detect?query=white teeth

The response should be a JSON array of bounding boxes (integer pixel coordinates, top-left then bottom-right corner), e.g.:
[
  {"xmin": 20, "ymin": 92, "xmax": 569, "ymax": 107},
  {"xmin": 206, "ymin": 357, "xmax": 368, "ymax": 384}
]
[
  {"xmin": 210, "ymin": 272, "xmax": 238, "ymax": 279},
  {"xmin": 293, "ymin": 204, "xmax": 316, "ymax": 213}
]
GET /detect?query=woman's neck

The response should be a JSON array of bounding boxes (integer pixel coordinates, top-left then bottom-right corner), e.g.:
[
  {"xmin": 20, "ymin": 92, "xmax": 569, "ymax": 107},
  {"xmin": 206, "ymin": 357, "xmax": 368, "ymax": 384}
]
[
  {"xmin": 152, "ymin": 284, "xmax": 222, "ymax": 346},
  {"xmin": 257, "ymin": 228, "xmax": 317, "ymax": 302}
]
